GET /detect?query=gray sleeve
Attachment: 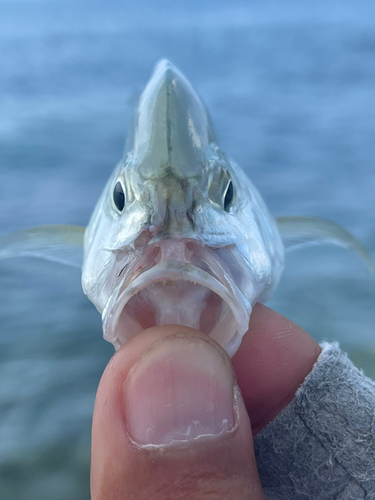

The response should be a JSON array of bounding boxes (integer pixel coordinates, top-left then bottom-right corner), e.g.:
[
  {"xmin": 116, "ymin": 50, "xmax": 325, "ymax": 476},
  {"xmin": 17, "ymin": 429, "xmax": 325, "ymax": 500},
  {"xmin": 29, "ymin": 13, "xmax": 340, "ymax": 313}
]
[{"xmin": 253, "ymin": 342, "xmax": 375, "ymax": 500}]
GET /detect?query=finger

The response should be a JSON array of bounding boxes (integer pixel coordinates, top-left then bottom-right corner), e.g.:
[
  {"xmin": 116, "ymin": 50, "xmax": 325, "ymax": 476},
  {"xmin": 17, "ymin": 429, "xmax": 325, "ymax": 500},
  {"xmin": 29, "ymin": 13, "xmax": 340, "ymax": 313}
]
[
  {"xmin": 91, "ymin": 326, "xmax": 265, "ymax": 500},
  {"xmin": 232, "ymin": 303, "xmax": 321, "ymax": 435}
]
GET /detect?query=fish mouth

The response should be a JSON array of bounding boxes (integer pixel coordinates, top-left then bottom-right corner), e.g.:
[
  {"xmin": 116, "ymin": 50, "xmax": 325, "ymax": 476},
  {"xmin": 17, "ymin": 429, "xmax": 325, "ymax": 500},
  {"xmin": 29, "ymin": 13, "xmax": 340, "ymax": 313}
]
[{"xmin": 102, "ymin": 239, "xmax": 251, "ymax": 357}]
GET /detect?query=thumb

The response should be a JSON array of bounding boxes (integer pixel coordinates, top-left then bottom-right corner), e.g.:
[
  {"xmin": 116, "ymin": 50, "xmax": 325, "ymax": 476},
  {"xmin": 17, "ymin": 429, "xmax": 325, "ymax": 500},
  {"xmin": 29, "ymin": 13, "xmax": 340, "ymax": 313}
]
[{"xmin": 91, "ymin": 325, "xmax": 264, "ymax": 500}]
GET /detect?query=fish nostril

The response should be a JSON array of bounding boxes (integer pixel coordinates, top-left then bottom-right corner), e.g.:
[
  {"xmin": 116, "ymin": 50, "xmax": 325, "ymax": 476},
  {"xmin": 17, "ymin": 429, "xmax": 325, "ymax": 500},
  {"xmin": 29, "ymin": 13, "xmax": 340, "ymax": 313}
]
[
  {"xmin": 186, "ymin": 206, "xmax": 195, "ymax": 225},
  {"xmin": 186, "ymin": 241, "xmax": 194, "ymax": 252}
]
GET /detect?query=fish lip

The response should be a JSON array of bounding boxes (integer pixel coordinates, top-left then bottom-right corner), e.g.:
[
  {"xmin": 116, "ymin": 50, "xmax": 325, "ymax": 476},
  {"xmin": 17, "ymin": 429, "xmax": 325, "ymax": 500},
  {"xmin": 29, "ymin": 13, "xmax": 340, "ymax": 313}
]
[{"xmin": 102, "ymin": 257, "xmax": 251, "ymax": 357}]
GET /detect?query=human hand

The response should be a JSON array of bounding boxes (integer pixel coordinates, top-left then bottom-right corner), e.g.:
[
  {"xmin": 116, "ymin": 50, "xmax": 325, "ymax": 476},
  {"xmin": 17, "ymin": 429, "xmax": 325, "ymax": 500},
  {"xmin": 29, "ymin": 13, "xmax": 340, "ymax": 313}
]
[{"xmin": 91, "ymin": 304, "xmax": 321, "ymax": 499}]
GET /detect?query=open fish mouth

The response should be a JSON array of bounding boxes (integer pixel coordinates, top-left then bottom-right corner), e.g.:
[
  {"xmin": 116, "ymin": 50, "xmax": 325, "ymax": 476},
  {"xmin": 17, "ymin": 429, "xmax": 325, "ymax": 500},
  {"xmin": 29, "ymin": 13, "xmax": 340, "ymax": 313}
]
[{"xmin": 102, "ymin": 239, "xmax": 251, "ymax": 357}]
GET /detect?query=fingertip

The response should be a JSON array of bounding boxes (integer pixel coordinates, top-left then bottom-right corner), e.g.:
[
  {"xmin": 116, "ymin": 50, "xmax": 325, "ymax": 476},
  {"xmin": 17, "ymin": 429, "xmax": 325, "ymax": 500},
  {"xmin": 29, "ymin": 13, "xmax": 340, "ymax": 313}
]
[
  {"xmin": 92, "ymin": 325, "xmax": 264, "ymax": 500},
  {"xmin": 232, "ymin": 304, "xmax": 321, "ymax": 435}
]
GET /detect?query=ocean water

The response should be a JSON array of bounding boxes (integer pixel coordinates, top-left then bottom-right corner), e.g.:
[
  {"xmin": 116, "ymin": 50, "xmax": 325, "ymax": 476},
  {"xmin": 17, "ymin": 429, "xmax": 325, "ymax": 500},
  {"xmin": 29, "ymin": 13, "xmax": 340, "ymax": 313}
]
[{"xmin": 0, "ymin": 0, "xmax": 374, "ymax": 498}]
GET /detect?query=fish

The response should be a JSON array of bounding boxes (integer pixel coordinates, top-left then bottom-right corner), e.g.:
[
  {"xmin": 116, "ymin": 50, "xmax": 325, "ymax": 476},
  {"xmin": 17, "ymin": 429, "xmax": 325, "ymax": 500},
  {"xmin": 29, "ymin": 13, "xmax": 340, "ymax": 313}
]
[{"xmin": 0, "ymin": 59, "xmax": 372, "ymax": 357}]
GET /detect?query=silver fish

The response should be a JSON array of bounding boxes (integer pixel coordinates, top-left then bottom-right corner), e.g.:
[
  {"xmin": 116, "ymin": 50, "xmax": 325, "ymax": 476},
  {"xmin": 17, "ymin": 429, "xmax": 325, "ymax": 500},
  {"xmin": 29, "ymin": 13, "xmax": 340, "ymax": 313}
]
[{"xmin": 0, "ymin": 60, "xmax": 372, "ymax": 356}]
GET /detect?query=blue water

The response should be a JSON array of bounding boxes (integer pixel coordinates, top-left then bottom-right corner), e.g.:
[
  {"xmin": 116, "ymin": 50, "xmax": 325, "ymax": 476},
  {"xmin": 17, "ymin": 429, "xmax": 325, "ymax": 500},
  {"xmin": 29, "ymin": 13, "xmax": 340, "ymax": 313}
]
[{"xmin": 0, "ymin": 1, "xmax": 374, "ymax": 498}]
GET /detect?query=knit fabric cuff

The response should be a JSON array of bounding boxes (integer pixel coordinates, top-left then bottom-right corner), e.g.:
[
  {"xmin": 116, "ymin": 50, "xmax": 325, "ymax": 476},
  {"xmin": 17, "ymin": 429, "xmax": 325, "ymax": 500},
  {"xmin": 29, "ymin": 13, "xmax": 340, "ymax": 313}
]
[{"xmin": 253, "ymin": 342, "xmax": 375, "ymax": 500}]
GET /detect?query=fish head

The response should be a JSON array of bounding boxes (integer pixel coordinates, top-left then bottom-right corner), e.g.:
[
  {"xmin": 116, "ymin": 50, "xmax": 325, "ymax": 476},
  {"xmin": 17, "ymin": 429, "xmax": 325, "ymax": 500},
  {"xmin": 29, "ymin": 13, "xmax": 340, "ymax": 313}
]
[{"xmin": 82, "ymin": 60, "xmax": 284, "ymax": 356}]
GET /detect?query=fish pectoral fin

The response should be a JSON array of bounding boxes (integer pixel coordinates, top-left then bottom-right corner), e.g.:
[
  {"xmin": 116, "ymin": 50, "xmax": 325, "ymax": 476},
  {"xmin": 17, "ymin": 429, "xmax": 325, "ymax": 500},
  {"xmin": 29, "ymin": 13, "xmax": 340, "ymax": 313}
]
[
  {"xmin": 0, "ymin": 225, "xmax": 85, "ymax": 269},
  {"xmin": 276, "ymin": 216, "xmax": 374, "ymax": 273}
]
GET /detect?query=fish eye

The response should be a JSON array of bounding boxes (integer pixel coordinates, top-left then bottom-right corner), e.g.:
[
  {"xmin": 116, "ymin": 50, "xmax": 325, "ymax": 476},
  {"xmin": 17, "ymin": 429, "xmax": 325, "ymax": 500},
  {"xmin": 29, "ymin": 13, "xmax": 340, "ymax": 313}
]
[
  {"xmin": 223, "ymin": 180, "xmax": 234, "ymax": 212},
  {"xmin": 113, "ymin": 181, "xmax": 125, "ymax": 212}
]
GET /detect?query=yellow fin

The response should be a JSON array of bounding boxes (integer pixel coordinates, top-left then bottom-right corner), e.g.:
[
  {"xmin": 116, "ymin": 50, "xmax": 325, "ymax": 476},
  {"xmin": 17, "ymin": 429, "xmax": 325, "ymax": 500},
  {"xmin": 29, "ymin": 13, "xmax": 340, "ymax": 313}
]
[
  {"xmin": 0, "ymin": 225, "xmax": 85, "ymax": 269},
  {"xmin": 276, "ymin": 216, "xmax": 374, "ymax": 273}
]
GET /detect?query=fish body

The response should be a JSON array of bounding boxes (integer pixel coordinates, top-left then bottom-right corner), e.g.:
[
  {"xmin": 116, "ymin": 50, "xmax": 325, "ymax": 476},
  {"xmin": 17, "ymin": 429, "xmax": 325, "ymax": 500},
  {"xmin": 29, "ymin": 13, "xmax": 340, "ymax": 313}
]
[{"xmin": 0, "ymin": 60, "xmax": 372, "ymax": 356}]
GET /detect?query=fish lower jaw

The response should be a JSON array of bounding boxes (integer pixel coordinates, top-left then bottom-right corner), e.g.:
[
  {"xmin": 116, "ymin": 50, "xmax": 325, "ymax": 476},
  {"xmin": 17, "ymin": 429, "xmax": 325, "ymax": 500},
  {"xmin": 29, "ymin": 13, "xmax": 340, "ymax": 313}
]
[{"xmin": 102, "ymin": 260, "xmax": 251, "ymax": 357}]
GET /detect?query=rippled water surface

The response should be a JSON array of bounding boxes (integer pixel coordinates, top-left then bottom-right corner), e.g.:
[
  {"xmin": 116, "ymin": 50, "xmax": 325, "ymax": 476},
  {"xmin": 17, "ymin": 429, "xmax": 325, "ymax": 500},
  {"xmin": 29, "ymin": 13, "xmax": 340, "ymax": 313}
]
[{"xmin": 0, "ymin": 1, "xmax": 374, "ymax": 498}]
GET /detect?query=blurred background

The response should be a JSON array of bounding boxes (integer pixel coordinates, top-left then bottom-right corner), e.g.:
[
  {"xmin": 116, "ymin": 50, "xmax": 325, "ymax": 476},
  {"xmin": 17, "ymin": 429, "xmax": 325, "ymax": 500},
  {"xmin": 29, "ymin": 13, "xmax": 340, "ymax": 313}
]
[{"xmin": 0, "ymin": 0, "xmax": 374, "ymax": 498}]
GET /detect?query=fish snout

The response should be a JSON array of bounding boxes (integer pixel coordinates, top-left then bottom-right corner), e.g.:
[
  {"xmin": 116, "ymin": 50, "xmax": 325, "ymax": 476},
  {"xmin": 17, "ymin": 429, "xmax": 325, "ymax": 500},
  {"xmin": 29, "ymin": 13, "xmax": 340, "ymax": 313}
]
[{"xmin": 136, "ymin": 237, "xmax": 210, "ymax": 270}]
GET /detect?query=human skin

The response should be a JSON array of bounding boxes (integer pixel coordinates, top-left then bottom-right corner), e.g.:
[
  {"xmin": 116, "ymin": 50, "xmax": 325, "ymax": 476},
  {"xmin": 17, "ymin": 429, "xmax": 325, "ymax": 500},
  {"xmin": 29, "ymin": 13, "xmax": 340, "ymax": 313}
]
[{"xmin": 91, "ymin": 303, "xmax": 321, "ymax": 499}]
